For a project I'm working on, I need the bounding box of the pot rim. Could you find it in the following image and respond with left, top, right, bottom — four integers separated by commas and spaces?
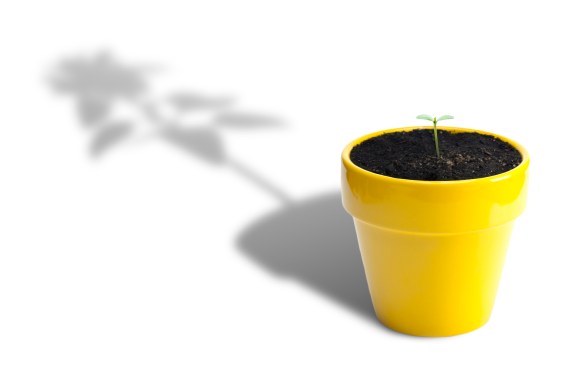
342, 126, 530, 185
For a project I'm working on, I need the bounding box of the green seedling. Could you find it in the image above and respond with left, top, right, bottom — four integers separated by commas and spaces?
416, 114, 454, 158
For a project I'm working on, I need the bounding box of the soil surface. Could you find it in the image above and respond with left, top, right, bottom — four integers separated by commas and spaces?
350, 129, 523, 181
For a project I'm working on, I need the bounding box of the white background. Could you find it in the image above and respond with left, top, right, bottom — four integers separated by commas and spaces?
1, 1, 584, 373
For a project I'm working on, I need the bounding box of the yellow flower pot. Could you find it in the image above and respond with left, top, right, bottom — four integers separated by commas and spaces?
341, 126, 529, 336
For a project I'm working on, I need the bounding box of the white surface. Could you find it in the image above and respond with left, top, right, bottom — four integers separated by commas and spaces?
1, 1, 584, 373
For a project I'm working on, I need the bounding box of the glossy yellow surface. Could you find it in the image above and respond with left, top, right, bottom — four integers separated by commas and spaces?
341, 127, 529, 336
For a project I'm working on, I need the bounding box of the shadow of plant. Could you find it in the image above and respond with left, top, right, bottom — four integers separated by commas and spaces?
50, 51, 376, 328
50, 51, 290, 204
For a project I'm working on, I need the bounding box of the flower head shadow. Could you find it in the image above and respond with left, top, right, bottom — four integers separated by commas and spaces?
51, 51, 290, 204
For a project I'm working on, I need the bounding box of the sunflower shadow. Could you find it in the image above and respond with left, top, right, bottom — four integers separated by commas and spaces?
237, 191, 379, 326
51, 51, 379, 328
50, 51, 283, 163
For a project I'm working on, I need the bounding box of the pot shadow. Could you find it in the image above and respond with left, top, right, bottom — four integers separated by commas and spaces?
237, 191, 380, 327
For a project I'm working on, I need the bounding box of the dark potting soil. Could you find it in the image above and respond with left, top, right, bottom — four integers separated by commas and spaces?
350, 129, 523, 181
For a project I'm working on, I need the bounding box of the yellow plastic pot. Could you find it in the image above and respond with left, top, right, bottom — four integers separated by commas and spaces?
341, 126, 529, 337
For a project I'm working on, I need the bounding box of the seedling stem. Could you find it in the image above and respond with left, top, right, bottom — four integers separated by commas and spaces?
416, 114, 454, 158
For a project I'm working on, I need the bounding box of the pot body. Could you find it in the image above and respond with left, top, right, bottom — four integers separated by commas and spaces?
341, 127, 529, 336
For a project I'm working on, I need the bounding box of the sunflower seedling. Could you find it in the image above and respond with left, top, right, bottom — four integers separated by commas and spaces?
416, 114, 454, 158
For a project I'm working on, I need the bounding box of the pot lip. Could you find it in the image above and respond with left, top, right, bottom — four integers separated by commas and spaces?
342, 126, 530, 185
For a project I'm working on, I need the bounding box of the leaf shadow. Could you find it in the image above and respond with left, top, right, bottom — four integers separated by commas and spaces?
90, 121, 133, 157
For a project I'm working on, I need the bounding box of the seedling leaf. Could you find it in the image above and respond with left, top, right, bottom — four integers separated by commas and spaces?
416, 114, 433, 121
437, 115, 454, 122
